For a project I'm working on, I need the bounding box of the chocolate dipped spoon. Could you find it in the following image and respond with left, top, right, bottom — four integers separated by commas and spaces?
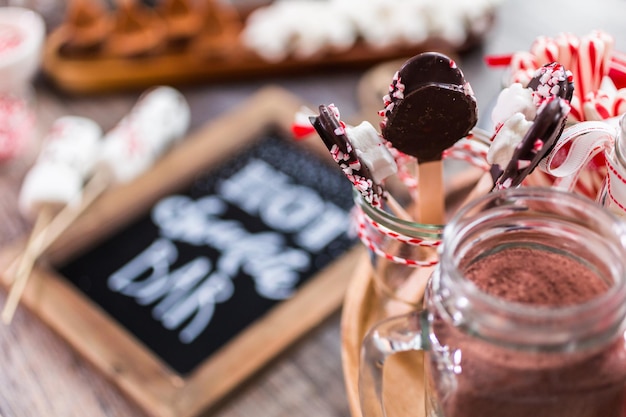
492, 62, 574, 188
381, 52, 478, 224
462, 61, 574, 208
495, 97, 570, 189
310, 104, 404, 215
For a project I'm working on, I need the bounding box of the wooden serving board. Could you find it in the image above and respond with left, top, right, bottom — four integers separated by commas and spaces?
0, 86, 364, 417
41, 24, 471, 94
341, 254, 426, 417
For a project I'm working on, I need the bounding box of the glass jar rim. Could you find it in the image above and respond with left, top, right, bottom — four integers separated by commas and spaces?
438, 187, 626, 349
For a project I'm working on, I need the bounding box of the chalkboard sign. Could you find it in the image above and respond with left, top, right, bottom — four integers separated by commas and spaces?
59, 132, 355, 375
1, 88, 364, 417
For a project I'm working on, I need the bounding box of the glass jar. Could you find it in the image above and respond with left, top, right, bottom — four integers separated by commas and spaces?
353, 129, 491, 317
360, 187, 626, 417
598, 114, 626, 217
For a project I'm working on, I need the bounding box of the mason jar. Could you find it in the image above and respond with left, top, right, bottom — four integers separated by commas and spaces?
360, 187, 626, 417
352, 129, 491, 317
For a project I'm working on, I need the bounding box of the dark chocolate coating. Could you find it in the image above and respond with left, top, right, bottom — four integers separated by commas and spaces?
383, 83, 477, 162
493, 62, 573, 188
496, 97, 569, 189
381, 52, 478, 162
396, 52, 467, 93
311, 105, 356, 162
310, 105, 384, 203
527, 62, 574, 102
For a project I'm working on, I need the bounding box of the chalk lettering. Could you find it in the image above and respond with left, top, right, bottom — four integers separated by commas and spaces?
106, 157, 349, 344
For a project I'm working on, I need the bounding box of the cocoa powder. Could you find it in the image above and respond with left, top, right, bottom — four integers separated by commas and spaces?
427, 246, 626, 417
465, 246, 609, 306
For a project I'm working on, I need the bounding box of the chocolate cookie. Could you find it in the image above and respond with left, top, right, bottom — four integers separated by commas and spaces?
380, 52, 478, 162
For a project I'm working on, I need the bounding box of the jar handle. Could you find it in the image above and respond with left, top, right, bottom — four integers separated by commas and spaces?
359, 310, 430, 417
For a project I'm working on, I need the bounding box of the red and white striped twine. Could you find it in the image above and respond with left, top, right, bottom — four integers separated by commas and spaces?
354, 135, 490, 267
353, 207, 440, 267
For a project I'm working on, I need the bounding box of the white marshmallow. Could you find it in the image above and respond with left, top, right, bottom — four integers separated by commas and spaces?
19, 162, 84, 217
487, 113, 533, 168
491, 83, 536, 126
99, 86, 190, 183
241, 0, 501, 61
346, 121, 397, 183
36, 116, 103, 177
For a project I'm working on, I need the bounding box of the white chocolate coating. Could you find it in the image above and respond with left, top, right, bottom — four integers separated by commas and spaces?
18, 115, 103, 217
99, 86, 191, 183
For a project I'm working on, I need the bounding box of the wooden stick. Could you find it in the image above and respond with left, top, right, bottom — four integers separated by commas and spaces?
458, 171, 495, 210
2, 169, 112, 304
2, 206, 55, 323
385, 194, 413, 222
416, 160, 444, 224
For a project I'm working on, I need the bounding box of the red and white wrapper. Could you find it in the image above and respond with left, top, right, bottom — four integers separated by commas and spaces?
99, 86, 190, 183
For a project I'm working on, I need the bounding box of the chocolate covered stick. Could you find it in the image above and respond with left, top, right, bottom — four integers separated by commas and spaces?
491, 62, 574, 189
495, 98, 570, 190
461, 62, 575, 207
310, 104, 412, 220
381, 52, 478, 224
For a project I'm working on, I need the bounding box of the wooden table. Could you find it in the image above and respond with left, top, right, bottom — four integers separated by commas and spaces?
1, 1, 626, 416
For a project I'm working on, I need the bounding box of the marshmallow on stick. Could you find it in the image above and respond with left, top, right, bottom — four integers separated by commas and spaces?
380, 52, 478, 224
2, 86, 191, 324
45, 85, 191, 250
3, 115, 103, 323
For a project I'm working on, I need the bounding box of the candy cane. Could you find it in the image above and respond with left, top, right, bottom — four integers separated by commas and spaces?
575, 31, 614, 105
554, 32, 579, 71
539, 121, 616, 191
530, 35, 560, 66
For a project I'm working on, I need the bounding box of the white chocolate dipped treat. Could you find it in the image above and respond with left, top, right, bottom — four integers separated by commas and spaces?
18, 116, 103, 218
19, 163, 84, 217
99, 86, 190, 183
35, 116, 103, 177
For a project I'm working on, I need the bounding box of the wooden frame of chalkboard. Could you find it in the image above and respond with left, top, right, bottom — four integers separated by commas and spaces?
0, 87, 363, 417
